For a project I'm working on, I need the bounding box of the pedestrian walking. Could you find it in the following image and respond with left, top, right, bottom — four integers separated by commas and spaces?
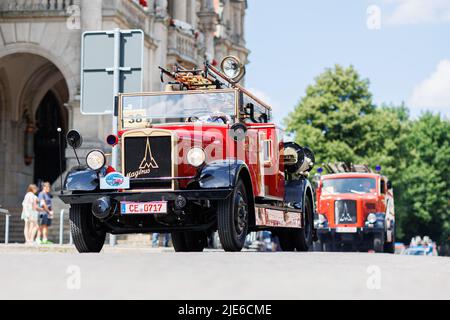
36, 182, 54, 244
21, 184, 43, 244
152, 233, 171, 247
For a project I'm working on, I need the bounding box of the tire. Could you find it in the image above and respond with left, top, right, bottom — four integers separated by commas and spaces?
171, 231, 206, 252
322, 241, 334, 252
384, 231, 395, 254
70, 204, 106, 253
291, 195, 314, 251
373, 235, 384, 253
217, 179, 250, 252
277, 230, 295, 251
312, 240, 323, 252
171, 232, 187, 252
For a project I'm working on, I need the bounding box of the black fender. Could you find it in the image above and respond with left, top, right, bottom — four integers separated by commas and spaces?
284, 178, 315, 223
64, 165, 104, 191
373, 213, 387, 229
198, 160, 250, 189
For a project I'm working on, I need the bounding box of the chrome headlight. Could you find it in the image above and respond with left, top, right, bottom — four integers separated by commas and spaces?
187, 147, 206, 167
367, 213, 377, 224
86, 150, 106, 171
318, 214, 327, 224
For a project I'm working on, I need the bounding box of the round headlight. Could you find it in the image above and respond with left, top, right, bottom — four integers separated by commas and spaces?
221, 56, 245, 83
318, 214, 327, 224
86, 150, 106, 170
187, 148, 206, 167
367, 213, 377, 224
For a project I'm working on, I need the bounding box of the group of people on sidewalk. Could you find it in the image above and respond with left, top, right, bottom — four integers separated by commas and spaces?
21, 182, 54, 245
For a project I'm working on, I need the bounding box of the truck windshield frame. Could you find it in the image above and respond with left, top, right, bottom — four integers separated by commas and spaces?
322, 178, 377, 195
119, 89, 238, 130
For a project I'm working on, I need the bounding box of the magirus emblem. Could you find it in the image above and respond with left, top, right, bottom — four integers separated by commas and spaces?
339, 203, 353, 223
139, 137, 159, 170
127, 138, 159, 178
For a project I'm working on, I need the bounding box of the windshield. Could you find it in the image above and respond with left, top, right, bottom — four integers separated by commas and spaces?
405, 248, 427, 256
120, 91, 236, 129
322, 178, 376, 195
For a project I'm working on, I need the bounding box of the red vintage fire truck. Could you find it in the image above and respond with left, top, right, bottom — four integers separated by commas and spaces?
314, 163, 395, 253
59, 57, 316, 253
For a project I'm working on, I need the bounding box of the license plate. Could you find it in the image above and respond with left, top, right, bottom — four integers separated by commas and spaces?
336, 227, 357, 233
121, 201, 167, 214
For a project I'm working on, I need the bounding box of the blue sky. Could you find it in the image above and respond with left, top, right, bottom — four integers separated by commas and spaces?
245, 0, 450, 124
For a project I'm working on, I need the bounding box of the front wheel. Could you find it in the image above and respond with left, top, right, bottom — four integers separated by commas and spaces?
171, 231, 207, 252
217, 179, 250, 252
70, 204, 106, 253
373, 234, 384, 253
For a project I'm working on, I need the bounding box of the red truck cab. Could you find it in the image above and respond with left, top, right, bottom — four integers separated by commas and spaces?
315, 170, 395, 253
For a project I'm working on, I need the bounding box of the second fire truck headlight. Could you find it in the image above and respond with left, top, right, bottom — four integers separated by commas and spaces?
318, 214, 327, 224
86, 150, 106, 171
187, 147, 206, 167
367, 213, 377, 224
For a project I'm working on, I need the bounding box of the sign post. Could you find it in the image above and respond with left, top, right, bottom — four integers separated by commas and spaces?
81, 28, 144, 246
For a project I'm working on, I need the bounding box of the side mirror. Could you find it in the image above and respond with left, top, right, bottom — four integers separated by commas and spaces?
387, 181, 392, 190
66, 130, 83, 149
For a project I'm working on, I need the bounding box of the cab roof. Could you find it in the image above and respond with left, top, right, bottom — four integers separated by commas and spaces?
321, 172, 384, 180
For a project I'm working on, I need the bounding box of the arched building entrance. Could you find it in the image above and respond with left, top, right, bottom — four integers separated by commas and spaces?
34, 91, 68, 185
0, 53, 69, 207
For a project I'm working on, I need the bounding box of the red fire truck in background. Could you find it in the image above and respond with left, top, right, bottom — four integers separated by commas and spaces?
314, 163, 395, 253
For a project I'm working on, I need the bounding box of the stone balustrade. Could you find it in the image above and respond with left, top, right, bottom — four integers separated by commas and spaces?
167, 27, 199, 65
102, 0, 154, 36
0, 0, 79, 14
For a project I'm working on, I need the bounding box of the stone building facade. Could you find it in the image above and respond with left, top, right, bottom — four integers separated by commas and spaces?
0, 0, 249, 220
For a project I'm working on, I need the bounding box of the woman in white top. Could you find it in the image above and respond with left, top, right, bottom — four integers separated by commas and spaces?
21, 184, 43, 244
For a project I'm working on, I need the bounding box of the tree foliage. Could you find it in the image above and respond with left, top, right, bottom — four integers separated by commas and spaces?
285, 64, 450, 246
399, 113, 450, 243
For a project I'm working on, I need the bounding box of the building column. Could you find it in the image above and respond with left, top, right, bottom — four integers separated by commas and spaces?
173, 0, 187, 22
198, 0, 218, 61
81, 0, 102, 31
153, 0, 169, 89
187, 0, 197, 28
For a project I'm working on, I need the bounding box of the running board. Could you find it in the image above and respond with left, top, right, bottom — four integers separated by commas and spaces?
255, 204, 303, 229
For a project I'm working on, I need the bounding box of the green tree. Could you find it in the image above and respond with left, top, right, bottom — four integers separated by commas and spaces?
285, 64, 407, 168
399, 113, 450, 244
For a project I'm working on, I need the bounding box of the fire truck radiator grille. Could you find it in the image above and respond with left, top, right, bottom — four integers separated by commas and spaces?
334, 200, 357, 224
123, 136, 172, 190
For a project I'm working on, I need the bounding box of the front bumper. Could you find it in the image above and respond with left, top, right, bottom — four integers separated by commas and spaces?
317, 226, 384, 243
58, 188, 234, 205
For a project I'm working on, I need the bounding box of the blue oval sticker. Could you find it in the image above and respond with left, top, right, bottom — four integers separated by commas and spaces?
105, 173, 125, 187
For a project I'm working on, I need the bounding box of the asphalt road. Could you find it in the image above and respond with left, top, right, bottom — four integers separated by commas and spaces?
0, 247, 448, 300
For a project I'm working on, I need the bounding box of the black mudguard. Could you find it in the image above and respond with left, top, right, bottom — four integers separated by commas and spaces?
198, 160, 249, 189
284, 178, 315, 214
64, 165, 102, 191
